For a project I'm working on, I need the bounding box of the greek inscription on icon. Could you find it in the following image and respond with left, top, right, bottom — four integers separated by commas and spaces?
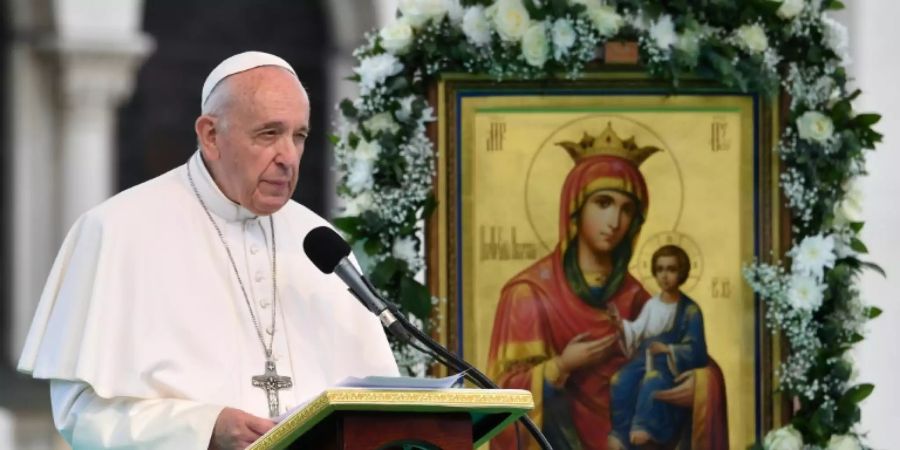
711, 276, 732, 299
711, 117, 730, 152
487, 121, 506, 152
480, 226, 538, 261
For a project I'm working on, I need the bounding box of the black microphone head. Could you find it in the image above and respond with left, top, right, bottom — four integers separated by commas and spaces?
303, 226, 352, 274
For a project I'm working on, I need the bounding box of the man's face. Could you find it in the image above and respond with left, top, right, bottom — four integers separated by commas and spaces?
577, 189, 636, 254
206, 67, 310, 215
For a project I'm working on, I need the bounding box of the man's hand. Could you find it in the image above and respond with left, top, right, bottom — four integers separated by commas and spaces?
557, 332, 618, 375
209, 407, 276, 450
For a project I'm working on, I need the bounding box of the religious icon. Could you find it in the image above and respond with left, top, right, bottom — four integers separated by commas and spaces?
429, 79, 781, 449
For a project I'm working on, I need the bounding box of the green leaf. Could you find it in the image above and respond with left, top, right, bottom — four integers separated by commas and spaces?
363, 238, 385, 256
339, 99, 358, 119
860, 260, 887, 277
852, 113, 881, 127
850, 238, 869, 254
850, 221, 864, 233
327, 134, 340, 145
420, 195, 438, 220
827, 0, 846, 10
333, 216, 361, 235
399, 276, 433, 321
866, 306, 883, 319
369, 258, 400, 287
842, 383, 875, 404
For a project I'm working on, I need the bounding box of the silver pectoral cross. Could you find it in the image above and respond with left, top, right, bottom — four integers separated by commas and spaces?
252, 359, 293, 418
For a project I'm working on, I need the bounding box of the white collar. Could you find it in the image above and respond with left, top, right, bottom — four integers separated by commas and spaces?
188, 150, 259, 223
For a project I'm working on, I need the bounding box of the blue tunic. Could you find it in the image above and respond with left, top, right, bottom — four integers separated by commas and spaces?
608, 294, 708, 448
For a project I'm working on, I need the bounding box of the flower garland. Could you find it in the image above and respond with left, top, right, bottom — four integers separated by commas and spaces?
331, 1, 882, 448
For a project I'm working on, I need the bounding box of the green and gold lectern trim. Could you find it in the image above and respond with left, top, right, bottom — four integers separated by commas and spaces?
248, 388, 534, 450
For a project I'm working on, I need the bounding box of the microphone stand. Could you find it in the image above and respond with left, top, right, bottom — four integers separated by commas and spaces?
354, 279, 555, 450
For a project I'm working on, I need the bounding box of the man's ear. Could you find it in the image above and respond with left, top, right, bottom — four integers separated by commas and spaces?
195, 115, 220, 161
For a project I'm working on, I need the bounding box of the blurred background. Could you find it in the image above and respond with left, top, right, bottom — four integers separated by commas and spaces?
0, 1, 896, 448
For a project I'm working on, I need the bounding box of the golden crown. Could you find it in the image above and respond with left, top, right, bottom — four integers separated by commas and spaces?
555, 122, 661, 166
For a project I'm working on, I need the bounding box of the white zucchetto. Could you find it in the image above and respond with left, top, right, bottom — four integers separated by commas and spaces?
200, 51, 296, 108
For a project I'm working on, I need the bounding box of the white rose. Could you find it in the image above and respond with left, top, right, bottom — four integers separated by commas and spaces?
521, 22, 549, 67
827, 435, 861, 450
364, 112, 400, 135
354, 138, 382, 162
776, 0, 805, 19
834, 178, 864, 225
736, 23, 769, 54
796, 111, 834, 143
462, 6, 492, 46
587, 5, 623, 37
493, 0, 531, 42
551, 18, 576, 58
398, 0, 448, 28
649, 15, 677, 50
764, 425, 803, 450
379, 18, 414, 54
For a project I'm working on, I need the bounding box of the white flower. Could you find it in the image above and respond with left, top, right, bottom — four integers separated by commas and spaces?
445, 0, 465, 24
355, 54, 403, 94
736, 23, 769, 54
379, 18, 414, 54
764, 425, 803, 450
792, 233, 837, 280
392, 236, 419, 267
649, 15, 677, 50
834, 178, 864, 224
586, 5, 623, 37
796, 111, 834, 143
354, 138, 382, 162
776, 0, 805, 19
364, 112, 400, 135
521, 22, 549, 67
398, 0, 448, 28
827, 435, 861, 450
822, 15, 851, 64
551, 18, 576, 58
346, 158, 375, 193
785, 274, 825, 311
462, 6, 492, 46
493, 0, 531, 42
339, 191, 374, 217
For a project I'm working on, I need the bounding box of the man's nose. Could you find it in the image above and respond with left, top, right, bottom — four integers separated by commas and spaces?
275, 136, 302, 168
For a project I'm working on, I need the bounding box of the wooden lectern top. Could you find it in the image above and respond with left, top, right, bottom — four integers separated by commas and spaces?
248, 388, 534, 450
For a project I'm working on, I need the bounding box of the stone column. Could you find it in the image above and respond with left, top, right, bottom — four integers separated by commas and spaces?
48, 35, 153, 229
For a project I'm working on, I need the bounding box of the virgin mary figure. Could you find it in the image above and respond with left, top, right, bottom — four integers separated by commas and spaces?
486, 123, 728, 450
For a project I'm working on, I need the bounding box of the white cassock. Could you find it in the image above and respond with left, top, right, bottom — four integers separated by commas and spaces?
17, 151, 399, 449
619, 295, 678, 357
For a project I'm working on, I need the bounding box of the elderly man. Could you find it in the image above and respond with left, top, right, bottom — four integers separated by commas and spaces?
17, 52, 399, 449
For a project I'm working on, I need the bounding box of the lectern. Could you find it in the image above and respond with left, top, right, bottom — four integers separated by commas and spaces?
247, 388, 534, 450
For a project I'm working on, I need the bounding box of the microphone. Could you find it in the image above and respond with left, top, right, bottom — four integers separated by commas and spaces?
302, 226, 553, 450
303, 226, 410, 342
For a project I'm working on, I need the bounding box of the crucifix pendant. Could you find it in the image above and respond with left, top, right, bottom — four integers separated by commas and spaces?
252, 359, 293, 418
